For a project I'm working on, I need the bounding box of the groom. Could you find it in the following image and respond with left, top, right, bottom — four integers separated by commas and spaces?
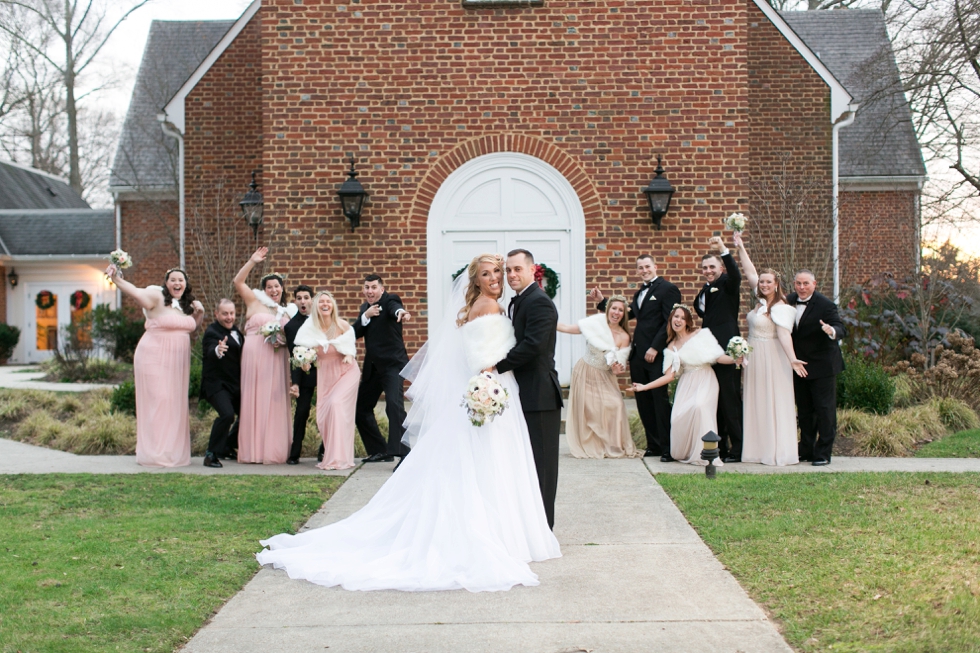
496, 249, 563, 529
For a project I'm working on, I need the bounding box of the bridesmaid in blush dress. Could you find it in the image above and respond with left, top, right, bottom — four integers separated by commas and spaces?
633, 305, 739, 466
733, 233, 807, 466
108, 265, 205, 467
294, 291, 360, 470
233, 247, 295, 464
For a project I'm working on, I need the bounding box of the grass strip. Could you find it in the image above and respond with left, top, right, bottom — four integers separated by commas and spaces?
0, 473, 342, 653
915, 429, 980, 458
657, 472, 980, 653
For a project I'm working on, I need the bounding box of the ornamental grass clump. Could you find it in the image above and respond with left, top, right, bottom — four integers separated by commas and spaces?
836, 397, 976, 456
889, 332, 980, 412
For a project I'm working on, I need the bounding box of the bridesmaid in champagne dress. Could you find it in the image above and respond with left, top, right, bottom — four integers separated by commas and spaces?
294, 291, 360, 470
557, 296, 638, 459
233, 247, 295, 464
734, 233, 807, 466
633, 305, 738, 466
108, 265, 205, 467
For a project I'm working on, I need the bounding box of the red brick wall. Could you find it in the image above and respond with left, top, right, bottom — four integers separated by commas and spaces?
118, 198, 180, 307
839, 188, 918, 289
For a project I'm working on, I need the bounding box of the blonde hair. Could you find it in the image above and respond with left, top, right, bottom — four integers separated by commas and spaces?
605, 295, 631, 339
310, 290, 345, 337
457, 253, 505, 326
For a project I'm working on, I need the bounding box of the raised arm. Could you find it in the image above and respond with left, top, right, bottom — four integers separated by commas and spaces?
556, 322, 581, 335
106, 267, 162, 311
233, 248, 267, 313
733, 232, 758, 292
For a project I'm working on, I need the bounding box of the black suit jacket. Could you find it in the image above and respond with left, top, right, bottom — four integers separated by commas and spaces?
787, 291, 846, 380
200, 321, 243, 400
598, 277, 681, 365
284, 312, 317, 388
694, 252, 742, 349
352, 291, 409, 369
496, 284, 563, 412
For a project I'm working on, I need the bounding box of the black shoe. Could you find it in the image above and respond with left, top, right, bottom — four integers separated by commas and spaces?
812, 459, 831, 466
393, 457, 404, 472
660, 454, 674, 463
219, 451, 236, 461
644, 449, 658, 458
203, 453, 222, 468
363, 453, 395, 463
317, 447, 324, 463
723, 456, 741, 464
286, 458, 300, 465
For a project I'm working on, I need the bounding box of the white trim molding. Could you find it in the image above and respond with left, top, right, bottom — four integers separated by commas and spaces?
840, 176, 926, 192
751, 0, 855, 123
160, 0, 261, 134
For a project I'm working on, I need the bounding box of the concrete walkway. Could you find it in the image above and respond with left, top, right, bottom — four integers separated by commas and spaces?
182, 449, 793, 653
0, 365, 115, 392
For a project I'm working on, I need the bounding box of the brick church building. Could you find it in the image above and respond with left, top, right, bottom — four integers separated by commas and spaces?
110, 0, 924, 382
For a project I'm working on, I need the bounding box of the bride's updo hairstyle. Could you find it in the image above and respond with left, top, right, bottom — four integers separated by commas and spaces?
456, 253, 505, 327
666, 304, 695, 343
310, 290, 345, 337
605, 295, 631, 338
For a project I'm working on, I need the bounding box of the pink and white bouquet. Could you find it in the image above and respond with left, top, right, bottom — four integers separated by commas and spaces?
291, 345, 318, 371
724, 212, 747, 233
726, 336, 752, 369
105, 249, 133, 277
461, 372, 510, 427
259, 322, 283, 349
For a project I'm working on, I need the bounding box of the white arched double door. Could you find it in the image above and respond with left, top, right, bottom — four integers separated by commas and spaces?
427, 152, 586, 384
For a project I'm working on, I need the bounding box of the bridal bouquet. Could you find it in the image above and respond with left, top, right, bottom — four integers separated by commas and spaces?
291, 346, 318, 371
108, 249, 133, 269
461, 372, 510, 427
724, 212, 747, 233
726, 336, 752, 369
259, 322, 283, 349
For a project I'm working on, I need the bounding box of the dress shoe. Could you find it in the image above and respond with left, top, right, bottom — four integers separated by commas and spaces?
722, 456, 741, 464
644, 449, 660, 458
317, 449, 324, 463
363, 453, 395, 463
812, 459, 831, 466
219, 451, 236, 460
286, 458, 300, 465
203, 453, 222, 468
660, 454, 674, 463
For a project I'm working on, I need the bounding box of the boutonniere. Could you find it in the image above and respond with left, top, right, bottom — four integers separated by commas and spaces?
710, 287, 720, 293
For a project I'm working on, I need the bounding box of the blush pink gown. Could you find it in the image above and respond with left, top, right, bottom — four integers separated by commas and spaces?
133, 311, 198, 467
238, 312, 291, 464
315, 344, 361, 470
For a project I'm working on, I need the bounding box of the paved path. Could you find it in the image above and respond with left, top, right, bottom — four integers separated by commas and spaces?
183, 450, 793, 653
0, 365, 114, 392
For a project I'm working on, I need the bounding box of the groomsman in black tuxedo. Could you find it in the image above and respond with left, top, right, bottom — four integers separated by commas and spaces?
284, 285, 319, 465
787, 270, 846, 466
354, 274, 411, 465
200, 299, 244, 468
694, 236, 743, 462
592, 254, 681, 461
497, 249, 564, 529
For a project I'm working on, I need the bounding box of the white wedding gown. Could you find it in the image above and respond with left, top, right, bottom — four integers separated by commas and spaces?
256, 308, 561, 592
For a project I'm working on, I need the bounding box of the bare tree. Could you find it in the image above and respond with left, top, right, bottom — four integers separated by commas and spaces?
0, 0, 151, 193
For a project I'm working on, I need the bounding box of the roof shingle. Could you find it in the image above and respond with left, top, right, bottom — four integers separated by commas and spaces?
0, 161, 90, 210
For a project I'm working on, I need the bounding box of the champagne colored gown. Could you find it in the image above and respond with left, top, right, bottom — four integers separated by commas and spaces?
741, 302, 800, 466
133, 308, 197, 467
665, 329, 727, 466
238, 311, 292, 464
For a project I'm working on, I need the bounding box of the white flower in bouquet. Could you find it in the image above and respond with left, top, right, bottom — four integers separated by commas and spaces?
291, 346, 318, 371
259, 322, 283, 348
461, 372, 510, 427
726, 336, 752, 369
108, 249, 133, 269
723, 212, 747, 233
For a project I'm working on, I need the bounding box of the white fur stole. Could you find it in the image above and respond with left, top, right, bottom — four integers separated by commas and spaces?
253, 288, 298, 321
663, 329, 725, 374
770, 303, 797, 331
461, 314, 517, 374
578, 313, 630, 367
294, 319, 356, 357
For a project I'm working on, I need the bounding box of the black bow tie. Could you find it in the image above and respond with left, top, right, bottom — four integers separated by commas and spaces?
641, 281, 653, 290
796, 299, 810, 305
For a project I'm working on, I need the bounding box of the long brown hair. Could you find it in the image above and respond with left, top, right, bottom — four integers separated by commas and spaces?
310, 290, 345, 337
756, 268, 787, 319
605, 295, 631, 339
161, 268, 196, 315
456, 253, 505, 326
666, 305, 695, 343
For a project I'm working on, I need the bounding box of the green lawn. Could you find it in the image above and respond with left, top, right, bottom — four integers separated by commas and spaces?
658, 473, 980, 653
0, 474, 343, 653
916, 429, 980, 458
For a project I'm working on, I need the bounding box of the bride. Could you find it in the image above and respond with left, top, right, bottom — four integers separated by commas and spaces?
256, 253, 561, 592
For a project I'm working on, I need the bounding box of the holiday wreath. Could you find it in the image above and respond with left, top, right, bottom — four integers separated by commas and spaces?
71, 290, 91, 311
35, 290, 56, 311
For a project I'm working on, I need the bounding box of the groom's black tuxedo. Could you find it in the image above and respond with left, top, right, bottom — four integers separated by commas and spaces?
497, 282, 563, 529
598, 277, 681, 456
353, 291, 411, 457
787, 291, 846, 463
694, 252, 743, 460
284, 311, 318, 461
200, 320, 243, 457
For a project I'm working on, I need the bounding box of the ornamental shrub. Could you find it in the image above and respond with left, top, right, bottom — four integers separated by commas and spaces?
0, 323, 21, 361
91, 304, 144, 363
110, 381, 136, 416
837, 356, 895, 415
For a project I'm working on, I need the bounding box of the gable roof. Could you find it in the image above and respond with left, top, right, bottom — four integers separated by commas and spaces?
781, 9, 926, 180
0, 209, 115, 258
109, 19, 235, 192
0, 161, 89, 210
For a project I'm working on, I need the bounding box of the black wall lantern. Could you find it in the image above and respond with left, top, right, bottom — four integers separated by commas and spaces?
239, 171, 264, 237
641, 155, 676, 230
7, 268, 17, 288
337, 156, 368, 232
